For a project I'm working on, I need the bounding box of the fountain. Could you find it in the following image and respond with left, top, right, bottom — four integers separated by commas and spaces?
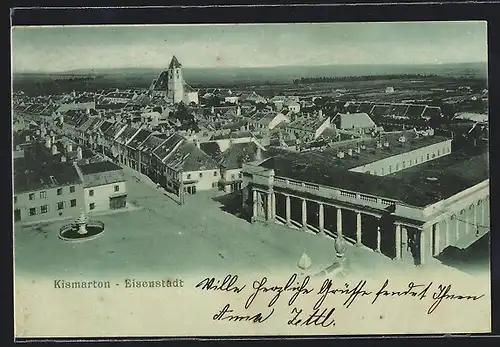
59, 209, 105, 242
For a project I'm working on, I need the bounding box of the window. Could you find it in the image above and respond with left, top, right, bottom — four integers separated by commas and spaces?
212, 182, 218, 188
389, 165, 392, 173
29, 193, 35, 201
438, 150, 440, 156
69, 186, 75, 193
381, 168, 384, 175
114, 185, 119, 192
187, 174, 191, 179
427, 153, 430, 160
70, 199, 77, 207
238, 173, 242, 178
89, 203, 95, 210
57, 202, 64, 210
402, 161, 406, 169
214, 171, 218, 177
57, 188, 63, 195
89, 190, 94, 197
40, 205, 48, 214
14, 196, 17, 204
199, 172, 203, 178
410, 160, 413, 166
396, 164, 399, 170
29, 207, 36, 216
421, 156, 424, 162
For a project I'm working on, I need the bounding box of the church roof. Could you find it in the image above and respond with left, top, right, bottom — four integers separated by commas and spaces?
169, 56, 182, 69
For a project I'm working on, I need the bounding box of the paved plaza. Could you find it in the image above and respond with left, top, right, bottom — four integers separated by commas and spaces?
14, 168, 488, 279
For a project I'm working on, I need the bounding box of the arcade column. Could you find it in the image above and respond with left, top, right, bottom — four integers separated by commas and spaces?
285, 195, 291, 226
301, 199, 307, 229
318, 203, 325, 234
356, 211, 362, 246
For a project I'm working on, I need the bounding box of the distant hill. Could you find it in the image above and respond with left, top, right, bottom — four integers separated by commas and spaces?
13, 62, 487, 87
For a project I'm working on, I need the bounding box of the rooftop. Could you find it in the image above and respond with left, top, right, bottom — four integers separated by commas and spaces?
127, 129, 153, 150
14, 161, 82, 194
164, 142, 219, 172
287, 116, 328, 132
258, 145, 487, 208
78, 162, 126, 188
78, 160, 122, 175
217, 142, 260, 170
210, 131, 253, 141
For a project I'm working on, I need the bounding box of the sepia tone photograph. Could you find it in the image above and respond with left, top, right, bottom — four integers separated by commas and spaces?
12, 20, 491, 338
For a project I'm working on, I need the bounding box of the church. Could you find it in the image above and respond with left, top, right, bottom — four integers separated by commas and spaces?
150, 56, 199, 105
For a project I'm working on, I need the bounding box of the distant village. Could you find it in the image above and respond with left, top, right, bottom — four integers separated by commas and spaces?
12, 55, 489, 267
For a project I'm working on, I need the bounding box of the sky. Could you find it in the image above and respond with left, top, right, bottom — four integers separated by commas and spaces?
11, 22, 488, 73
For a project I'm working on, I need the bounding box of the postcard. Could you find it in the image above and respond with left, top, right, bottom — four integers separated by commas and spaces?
12, 21, 490, 338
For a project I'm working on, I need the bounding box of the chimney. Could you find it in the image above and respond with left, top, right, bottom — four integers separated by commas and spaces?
45, 136, 51, 149
347, 148, 353, 156
51, 144, 58, 155
26, 135, 31, 143
52, 135, 56, 145
66, 142, 73, 153
61, 155, 66, 163
77, 146, 83, 160
319, 109, 323, 118
59, 113, 64, 124
384, 140, 390, 147
255, 145, 262, 161
337, 150, 345, 158
36, 129, 41, 136
355, 146, 361, 154
237, 106, 241, 116
376, 141, 382, 149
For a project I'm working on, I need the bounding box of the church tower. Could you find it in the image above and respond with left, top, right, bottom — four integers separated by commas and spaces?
166, 56, 185, 104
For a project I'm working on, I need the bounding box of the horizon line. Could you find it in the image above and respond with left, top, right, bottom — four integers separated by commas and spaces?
13, 60, 488, 74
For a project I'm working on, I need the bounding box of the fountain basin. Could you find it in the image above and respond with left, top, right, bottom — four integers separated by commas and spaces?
59, 220, 105, 242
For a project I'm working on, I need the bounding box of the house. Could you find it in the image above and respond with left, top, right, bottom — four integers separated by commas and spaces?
136, 134, 168, 180
113, 125, 140, 166
202, 141, 265, 193
126, 128, 153, 172
152, 133, 220, 195
102, 91, 137, 104
75, 161, 127, 213
208, 131, 256, 152
240, 91, 267, 104
13, 160, 84, 223
284, 100, 301, 113
332, 112, 377, 133
247, 111, 290, 131
285, 114, 331, 141
56, 102, 96, 114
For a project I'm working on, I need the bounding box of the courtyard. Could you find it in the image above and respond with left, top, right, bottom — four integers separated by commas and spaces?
14, 168, 488, 280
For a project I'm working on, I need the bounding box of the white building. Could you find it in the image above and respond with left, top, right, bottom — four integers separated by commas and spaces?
151, 56, 199, 105
75, 161, 127, 213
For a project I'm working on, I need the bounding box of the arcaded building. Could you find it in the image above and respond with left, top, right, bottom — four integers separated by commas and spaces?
241, 129, 489, 266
